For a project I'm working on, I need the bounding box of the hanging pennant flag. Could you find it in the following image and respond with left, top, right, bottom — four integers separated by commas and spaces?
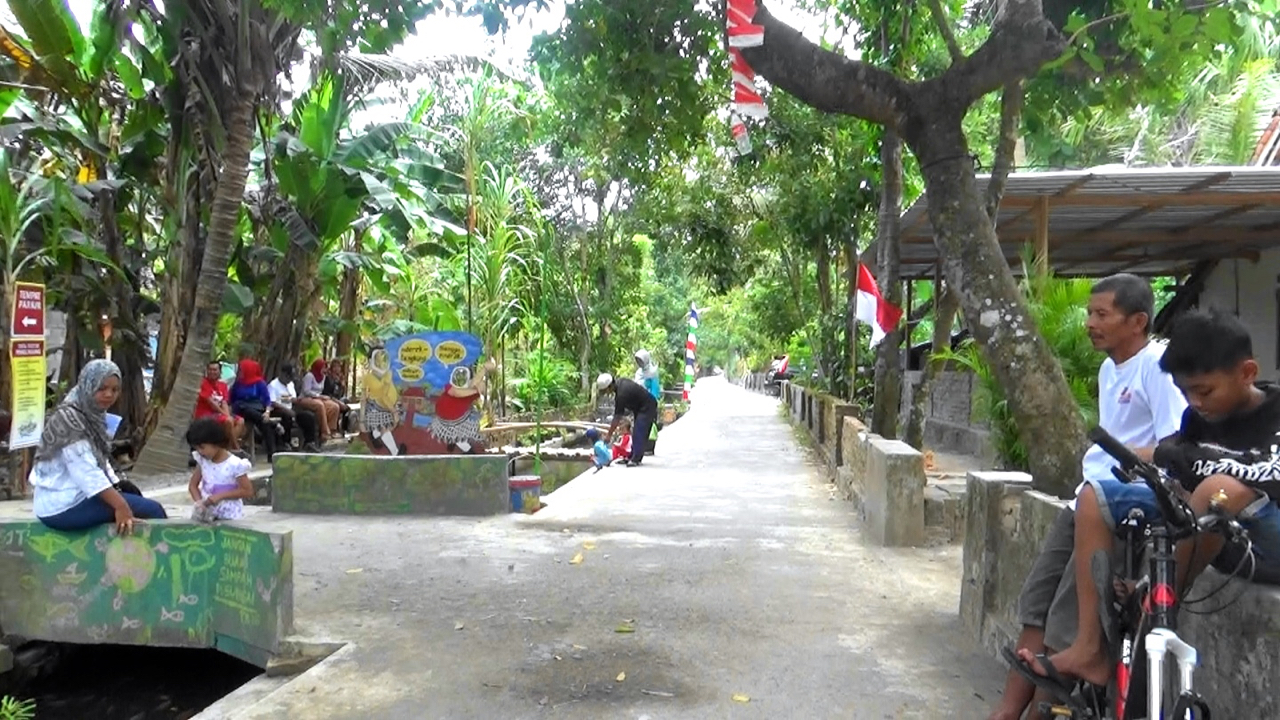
726, 0, 764, 47
729, 49, 768, 120
855, 264, 904, 347
684, 305, 699, 401
731, 113, 753, 156
725, 0, 767, 150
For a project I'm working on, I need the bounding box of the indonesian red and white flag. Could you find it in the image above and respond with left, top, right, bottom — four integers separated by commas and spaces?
856, 264, 903, 347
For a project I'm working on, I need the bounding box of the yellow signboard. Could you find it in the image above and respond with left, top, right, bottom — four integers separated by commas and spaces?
8, 339, 46, 449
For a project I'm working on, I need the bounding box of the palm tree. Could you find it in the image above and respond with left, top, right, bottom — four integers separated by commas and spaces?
133, 0, 300, 473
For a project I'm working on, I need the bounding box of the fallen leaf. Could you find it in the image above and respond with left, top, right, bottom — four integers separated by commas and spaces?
345, 568, 363, 574
616, 672, 626, 682
641, 689, 675, 698
454, 622, 465, 630
572, 644, 587, 650
732, 694, 751, 703
583, 541, 597, 550
615, 624, 635, 634
570, 552, 584, 565
554, 655, 562, 661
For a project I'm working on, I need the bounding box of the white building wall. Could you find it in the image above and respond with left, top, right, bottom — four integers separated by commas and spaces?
1201, 250, 1280, 379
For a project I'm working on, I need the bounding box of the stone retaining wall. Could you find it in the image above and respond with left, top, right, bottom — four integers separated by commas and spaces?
0, 521, 293, 668
776, 381, 926, 547
961, 471, 1280, 718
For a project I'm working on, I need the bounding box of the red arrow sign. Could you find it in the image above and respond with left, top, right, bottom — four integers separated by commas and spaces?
11, 282, 45, 338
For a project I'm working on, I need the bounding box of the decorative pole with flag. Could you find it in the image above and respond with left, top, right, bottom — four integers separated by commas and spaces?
684, 304, 699, 401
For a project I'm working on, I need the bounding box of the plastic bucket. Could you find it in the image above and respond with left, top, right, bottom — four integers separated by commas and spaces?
509, 475, 543, 514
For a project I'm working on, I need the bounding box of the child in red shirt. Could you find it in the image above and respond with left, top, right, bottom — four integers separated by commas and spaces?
611, 418, 633, 462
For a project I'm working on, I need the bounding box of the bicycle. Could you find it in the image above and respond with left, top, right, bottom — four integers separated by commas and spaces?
1015, 425, 1254, 720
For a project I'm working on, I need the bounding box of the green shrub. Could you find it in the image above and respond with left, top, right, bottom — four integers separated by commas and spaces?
0, 697, 36, 720
936, 265, 1102, 471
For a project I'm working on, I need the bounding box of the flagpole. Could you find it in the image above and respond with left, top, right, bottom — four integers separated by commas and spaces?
850, 263, 860, 401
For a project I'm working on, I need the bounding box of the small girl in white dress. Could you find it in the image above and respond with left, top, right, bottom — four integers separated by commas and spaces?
186, 417, 254, 523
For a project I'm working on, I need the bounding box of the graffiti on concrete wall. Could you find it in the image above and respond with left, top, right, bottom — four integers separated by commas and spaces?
271, 452, 509, 516
0, 522, 291, 663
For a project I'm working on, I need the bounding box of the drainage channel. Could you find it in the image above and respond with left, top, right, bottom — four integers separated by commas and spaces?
2, 642, 260, 719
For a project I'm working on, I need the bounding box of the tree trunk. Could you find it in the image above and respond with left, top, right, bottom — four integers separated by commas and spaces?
134, 94, 256, 474
903, 111, 1083, 497
842, 238, 858, 401
145, 175, 205, 443
904, 285, 959, 449
97, 188, 148, 439
334, 235, 362, 362
870, 130, 904, 438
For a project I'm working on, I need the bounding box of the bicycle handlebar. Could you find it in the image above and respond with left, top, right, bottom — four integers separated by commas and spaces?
1087, 426, 1146, 471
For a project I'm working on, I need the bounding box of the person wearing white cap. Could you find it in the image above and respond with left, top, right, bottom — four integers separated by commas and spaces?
597, 372, 659, 466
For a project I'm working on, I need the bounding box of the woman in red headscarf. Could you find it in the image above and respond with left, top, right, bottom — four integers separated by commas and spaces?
297, 358, 341, 442
229, 359, 277, 460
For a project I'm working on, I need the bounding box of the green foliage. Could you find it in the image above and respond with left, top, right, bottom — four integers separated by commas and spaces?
0, 696, 36, 720
936, 265, 1102, 470
507, 348, 579, 412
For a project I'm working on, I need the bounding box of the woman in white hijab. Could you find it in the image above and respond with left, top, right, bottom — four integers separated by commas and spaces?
30, 360, 168, 534
633, 349, 661, 400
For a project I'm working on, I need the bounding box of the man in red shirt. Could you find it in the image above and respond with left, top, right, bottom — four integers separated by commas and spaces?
196, 361, 245, 451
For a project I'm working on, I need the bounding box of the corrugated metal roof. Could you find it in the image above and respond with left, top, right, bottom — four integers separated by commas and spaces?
878, 166, 1280, 279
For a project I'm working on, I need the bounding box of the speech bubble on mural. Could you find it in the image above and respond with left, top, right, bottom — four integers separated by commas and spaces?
435, 340, 467, 365
398, 365, 424, 382
398, 339, 433, 366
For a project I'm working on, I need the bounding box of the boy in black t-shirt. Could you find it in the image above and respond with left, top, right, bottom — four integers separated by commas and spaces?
1018, 308, 1280, 689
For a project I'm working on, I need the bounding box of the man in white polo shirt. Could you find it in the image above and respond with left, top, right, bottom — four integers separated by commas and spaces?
989, 274, 1187, 720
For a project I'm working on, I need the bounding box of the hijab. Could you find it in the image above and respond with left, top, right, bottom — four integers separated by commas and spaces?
310, 359, 327, 383
237, 359, 265, 386
35, 359, 119, 469
633, 349, 658, 380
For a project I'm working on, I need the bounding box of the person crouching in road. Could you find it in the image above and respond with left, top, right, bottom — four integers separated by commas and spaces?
596, 372, 658, 467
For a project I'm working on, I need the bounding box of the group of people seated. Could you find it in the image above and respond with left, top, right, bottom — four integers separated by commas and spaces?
196, 358, 355, 460
27, 355, 357, 535
991, 274, 1280, 719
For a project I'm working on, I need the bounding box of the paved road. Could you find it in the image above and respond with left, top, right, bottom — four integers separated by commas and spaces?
233, 377, 1004, 719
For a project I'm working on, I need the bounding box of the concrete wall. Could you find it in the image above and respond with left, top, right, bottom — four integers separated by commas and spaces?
0, 521, 293, 668
271, 452, 510, 516
1202, 251, 1280, 379
961, 472, 1280, 718
900, 369, 996, 463
777, 382, 926, 547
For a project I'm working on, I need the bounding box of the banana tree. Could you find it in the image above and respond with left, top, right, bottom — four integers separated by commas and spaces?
133, 0, 302, 474
235, 68, 458, 376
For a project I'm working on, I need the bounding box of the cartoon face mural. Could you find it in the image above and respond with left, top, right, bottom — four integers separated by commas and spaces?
359, 332, 490, 456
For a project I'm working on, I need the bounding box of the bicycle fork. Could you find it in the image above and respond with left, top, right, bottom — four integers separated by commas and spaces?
1144, 628, 1209, 719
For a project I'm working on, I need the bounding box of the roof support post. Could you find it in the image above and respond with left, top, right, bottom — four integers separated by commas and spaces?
1034, 195, 1050, 278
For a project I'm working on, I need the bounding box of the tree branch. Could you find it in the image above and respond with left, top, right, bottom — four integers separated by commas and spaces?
925, 0, 964, 64
742, 3, 913, 129
918, 5, 1065, 112
985, 80, 1023, 222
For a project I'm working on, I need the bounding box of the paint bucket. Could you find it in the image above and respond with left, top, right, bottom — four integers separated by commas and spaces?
509, 476, 542, 514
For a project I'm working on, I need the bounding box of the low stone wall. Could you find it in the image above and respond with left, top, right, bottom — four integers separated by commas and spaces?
271, 452, 510, 516
961, 472, 1280, 718
777, 382, 859, 471
0, 521, 293, 668
836, 417, 926, 547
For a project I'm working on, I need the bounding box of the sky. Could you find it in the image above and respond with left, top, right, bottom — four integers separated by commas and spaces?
61, 0, 826, 70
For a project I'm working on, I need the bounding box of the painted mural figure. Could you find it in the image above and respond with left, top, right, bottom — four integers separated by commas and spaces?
361, 349, 401, 455
429, 360, 495, 453
357, 332, 489, 456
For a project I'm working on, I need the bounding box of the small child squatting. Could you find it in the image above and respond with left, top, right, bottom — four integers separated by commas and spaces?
186, 417, 254, 523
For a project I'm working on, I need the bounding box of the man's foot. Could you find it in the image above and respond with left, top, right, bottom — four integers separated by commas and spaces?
1016, 644, 1111, 686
